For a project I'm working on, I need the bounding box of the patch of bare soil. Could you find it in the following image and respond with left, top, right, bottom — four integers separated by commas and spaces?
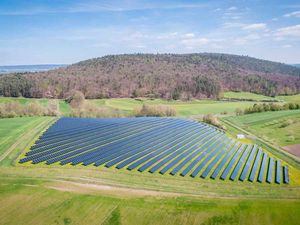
47, 180, 180, 197
283, 144, 300, 158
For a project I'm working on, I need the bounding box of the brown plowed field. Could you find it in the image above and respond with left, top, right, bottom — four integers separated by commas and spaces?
283, 144, 300, 158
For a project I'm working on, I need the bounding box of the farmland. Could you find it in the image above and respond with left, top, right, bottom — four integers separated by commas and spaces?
223, 110, 300, 147
1, 95, 300, 225
1, 115, 300, 225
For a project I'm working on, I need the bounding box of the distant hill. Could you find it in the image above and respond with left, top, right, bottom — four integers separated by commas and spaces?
0, 64, 67, 74
1, 53, 300, 99
293, 64, 300, 68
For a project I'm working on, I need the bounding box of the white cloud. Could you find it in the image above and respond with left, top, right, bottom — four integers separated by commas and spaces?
227, 6, 237, 11
222, 22, 244, 28
282, 44, 292, 48
276, 24, 300, 38
242, 23, 267, 31
234, 34, 261, 45
182, 33, 195, 38
156, 32, 178, 40
181, 37, 210, 49
284, 11, 300, 18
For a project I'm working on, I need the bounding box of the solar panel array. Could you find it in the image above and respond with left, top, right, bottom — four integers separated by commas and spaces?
20, 117, 289, 184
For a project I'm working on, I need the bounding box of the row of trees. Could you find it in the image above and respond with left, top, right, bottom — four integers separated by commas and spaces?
242, 103, 300, 114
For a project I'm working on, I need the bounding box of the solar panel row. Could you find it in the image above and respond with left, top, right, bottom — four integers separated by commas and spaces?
19, 117, 289, 184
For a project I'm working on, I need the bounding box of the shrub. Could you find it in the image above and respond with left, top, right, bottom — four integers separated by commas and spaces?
133, 104, 176, 117
202, 114, 226, 130
279, 119, 293, 128
65, 90, 85, 108
0, 101, 56, 118
70, 101, 122, 118
235, 108, 243, 116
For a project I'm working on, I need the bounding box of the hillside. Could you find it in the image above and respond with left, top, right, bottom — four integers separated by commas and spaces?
1, 53, 300, 99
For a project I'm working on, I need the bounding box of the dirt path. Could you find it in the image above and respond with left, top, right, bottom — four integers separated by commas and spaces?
47, 180, 180, 197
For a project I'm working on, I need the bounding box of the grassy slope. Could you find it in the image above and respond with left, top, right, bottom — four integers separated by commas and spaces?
0, 117, 300, 224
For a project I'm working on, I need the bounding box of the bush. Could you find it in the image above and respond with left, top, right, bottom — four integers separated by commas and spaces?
70, 101, 122, 118
279, 119, 293, 128
133, 104, 176, 117
202, 114, 226, 130
0, 101, 56, 118
235, 108, 243, 116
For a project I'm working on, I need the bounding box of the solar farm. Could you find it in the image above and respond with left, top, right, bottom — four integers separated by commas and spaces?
20, 117, 289, 184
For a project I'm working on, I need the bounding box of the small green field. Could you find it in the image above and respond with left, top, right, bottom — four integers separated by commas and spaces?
0, 96, 49, 106
277, 94, 300, 104
223, 91, 277, 101
224, 110, 300, 147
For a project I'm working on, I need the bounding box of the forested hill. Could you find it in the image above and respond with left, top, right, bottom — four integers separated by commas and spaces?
1, 53, 300, 99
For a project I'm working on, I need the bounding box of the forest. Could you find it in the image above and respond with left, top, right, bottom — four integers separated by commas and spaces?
1, 53, 300, 100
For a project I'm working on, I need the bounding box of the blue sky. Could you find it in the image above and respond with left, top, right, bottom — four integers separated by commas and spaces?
1, 0, 300, 65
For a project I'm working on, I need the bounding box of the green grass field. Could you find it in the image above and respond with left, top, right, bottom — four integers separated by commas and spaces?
0, 96, 49, 106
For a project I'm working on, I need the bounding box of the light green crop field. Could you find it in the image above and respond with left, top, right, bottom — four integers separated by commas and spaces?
277, 94, 300, 104
1, 116, 300, 224
0, 96, 49, 106
224, 110, 300, 147
223, 91, 277, 101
